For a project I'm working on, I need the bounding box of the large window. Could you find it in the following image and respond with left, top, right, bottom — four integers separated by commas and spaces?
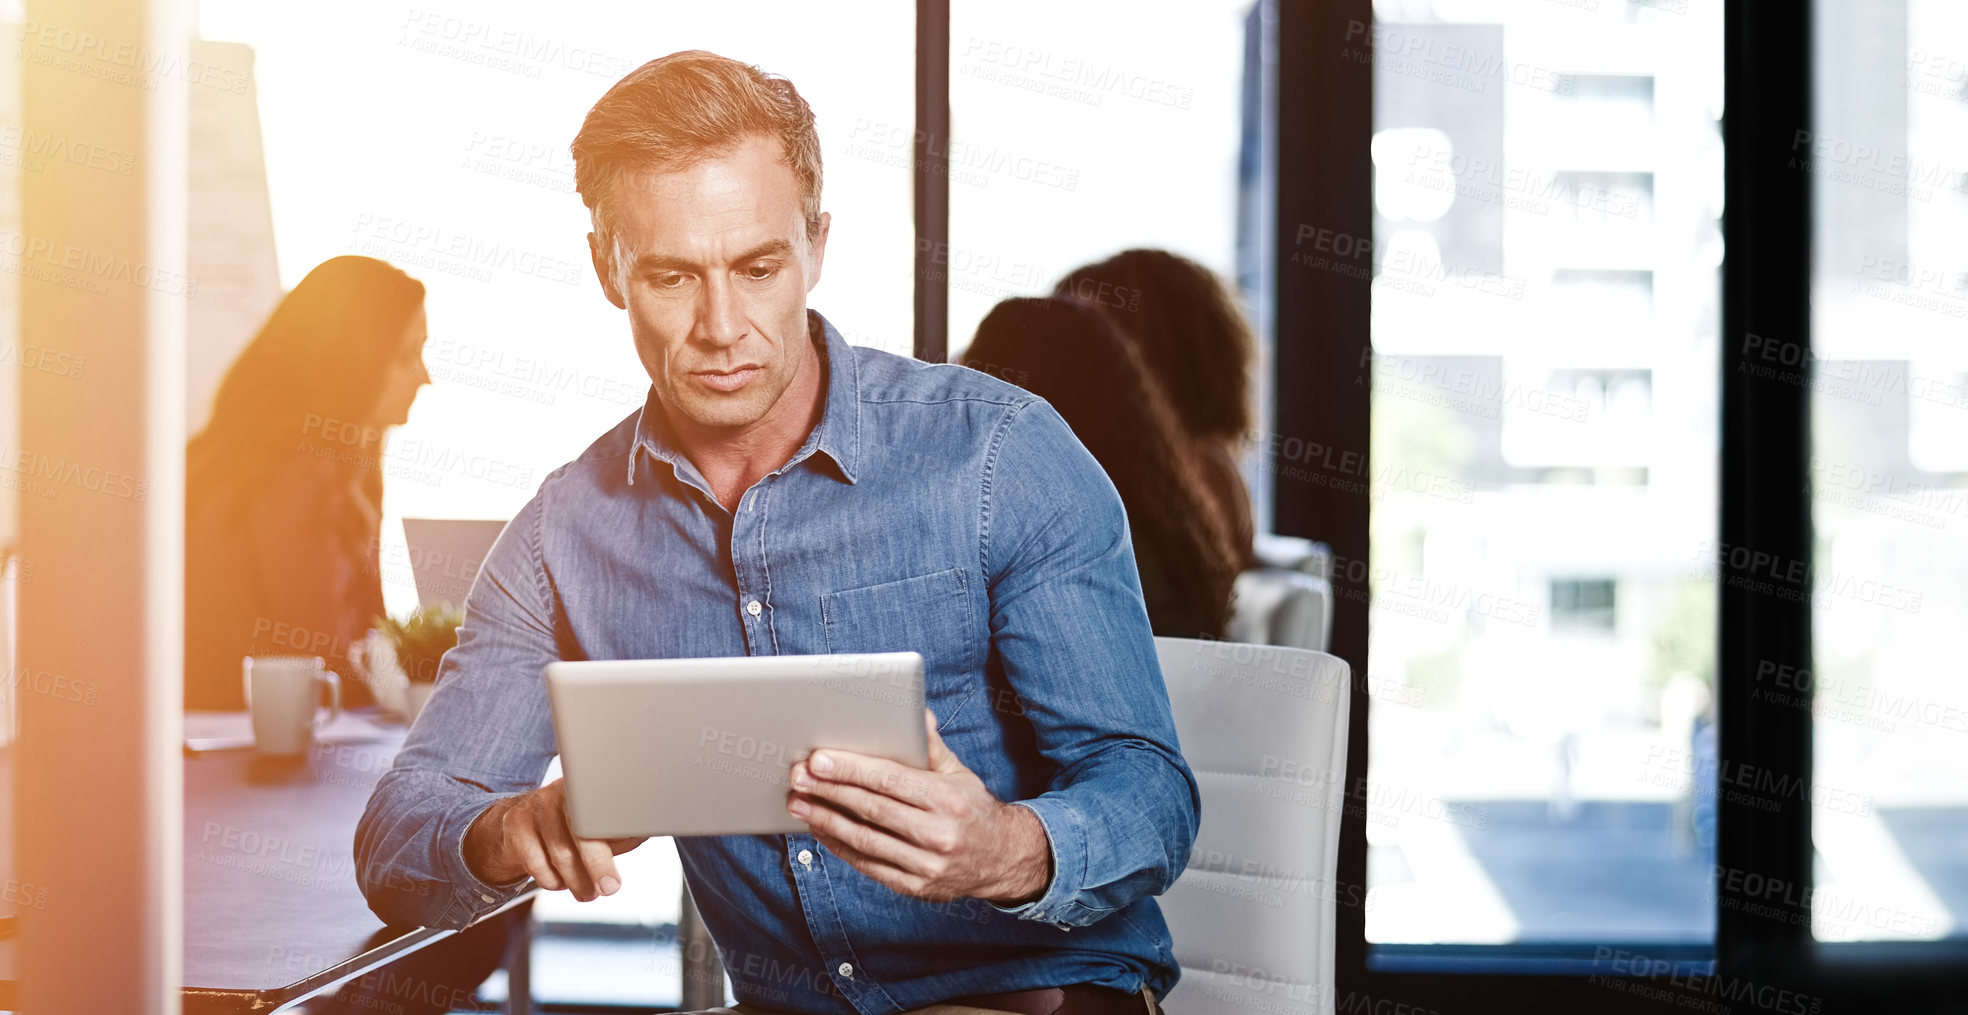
1364, 0, 1723, 948
945, 0, 1250, 355
1283, 0, 1968, 1009
1809, 0, 1968, 944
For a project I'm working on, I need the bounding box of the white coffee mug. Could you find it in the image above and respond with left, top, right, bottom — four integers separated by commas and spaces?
241, 655, 341, 755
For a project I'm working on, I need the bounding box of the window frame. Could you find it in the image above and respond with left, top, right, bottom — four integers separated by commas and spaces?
1251, 0, 1968, 1010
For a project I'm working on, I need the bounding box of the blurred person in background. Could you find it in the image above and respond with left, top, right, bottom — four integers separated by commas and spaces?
186, 254, 526, 1015
962, 296, 1239, 639
1057, 249, 1258, 568
185, 254, 429, 712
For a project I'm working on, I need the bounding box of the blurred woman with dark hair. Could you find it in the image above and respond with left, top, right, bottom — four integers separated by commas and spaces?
185, 255, 431, 710
188, 257, 524, 1015
962, 296, 1240, 639
1057, 248, 1257, 566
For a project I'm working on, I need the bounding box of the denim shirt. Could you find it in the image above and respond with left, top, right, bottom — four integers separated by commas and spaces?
354, 311, 1201, 1013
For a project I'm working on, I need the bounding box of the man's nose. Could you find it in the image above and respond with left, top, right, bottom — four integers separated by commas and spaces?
695, 275, 746, 347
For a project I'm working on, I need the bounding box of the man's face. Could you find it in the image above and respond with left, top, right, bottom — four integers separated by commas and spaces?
589, 135, 829, 433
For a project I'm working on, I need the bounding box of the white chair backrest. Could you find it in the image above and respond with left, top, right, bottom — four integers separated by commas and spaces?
1228, 566, 1334, 653
1153, 636, 1350, 1015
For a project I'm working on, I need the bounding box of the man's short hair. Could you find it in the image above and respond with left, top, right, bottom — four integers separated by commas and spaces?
571, 50, 823, 261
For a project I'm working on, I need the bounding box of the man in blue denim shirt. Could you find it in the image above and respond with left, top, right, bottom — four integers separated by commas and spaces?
355, 50, 1200, 1015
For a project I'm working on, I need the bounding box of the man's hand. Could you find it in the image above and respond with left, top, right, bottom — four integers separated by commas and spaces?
786, 711, 1053, 905
462, 777, 646, 902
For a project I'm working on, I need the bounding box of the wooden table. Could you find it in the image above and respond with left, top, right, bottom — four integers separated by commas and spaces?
1, 711, 536, 1014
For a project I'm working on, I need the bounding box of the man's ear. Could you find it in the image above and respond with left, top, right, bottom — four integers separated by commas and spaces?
589, 231, 627, 310
804, 210, 832, 294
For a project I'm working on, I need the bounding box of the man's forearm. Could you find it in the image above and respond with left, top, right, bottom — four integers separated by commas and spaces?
462, 796, 521, 887
981, 800, 1053, 906
355, 767, 526, 930
991, 743, 1200, 927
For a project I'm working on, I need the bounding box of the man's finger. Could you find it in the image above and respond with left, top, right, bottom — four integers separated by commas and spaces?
507, 812, 562, 891
541, 816, 598, 900
577, 836, 623, 896
807, 750, 934, 806
924, 710, 963, 774
792, 775, 944, 848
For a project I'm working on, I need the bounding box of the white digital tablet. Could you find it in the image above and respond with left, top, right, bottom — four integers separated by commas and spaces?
544, 652, 928, 838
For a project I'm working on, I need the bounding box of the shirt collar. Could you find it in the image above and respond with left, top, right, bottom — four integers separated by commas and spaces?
625, 309, 861, 488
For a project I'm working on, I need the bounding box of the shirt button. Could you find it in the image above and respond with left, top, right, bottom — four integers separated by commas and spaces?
837, 962, 854, 979
797, 849, 813, 868
746, 599, 762, 617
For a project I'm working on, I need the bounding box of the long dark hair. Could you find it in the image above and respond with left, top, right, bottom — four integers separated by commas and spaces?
185, 256, 424, 710
1056, 248, 1255, 442
190, 256, 425, 486
962, 297, 1238, 637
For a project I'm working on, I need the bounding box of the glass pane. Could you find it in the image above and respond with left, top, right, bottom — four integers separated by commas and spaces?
1365, 1, 1723, 946
1809, 0, 1967, 943
947, 0, 1252, 358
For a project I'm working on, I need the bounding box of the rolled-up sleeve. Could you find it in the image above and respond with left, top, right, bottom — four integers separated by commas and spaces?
353, 483, 566, 929
978, 400, 1202, 929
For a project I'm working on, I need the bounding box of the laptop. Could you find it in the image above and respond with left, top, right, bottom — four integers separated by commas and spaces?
401, 517, 508, 608
545, 652, 929, 838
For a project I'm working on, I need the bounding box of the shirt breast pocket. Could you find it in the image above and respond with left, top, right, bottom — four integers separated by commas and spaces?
820, 567, 979, 731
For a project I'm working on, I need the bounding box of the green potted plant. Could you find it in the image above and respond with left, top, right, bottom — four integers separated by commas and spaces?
376, 602, 464, 722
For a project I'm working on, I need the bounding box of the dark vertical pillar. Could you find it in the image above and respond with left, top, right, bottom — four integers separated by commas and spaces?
913, 0, 951, 363
1274, 0, 1375, 997
1718, 0, 1814, 986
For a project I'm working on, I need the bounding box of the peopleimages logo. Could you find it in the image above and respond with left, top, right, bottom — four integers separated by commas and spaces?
18, 20, 250, 94
692, 726, 800, 787
0, 447, 147, 502
397, 9, 635, 79
846, 120, 1081, 192
0, 340, 85, 379
1340, 20, 1573, 95
1696, 539, 1924, 614
349, 214, 583, 287
0, 123, 136, 176
1789, 129, 1956, 202
1590, 947, 1823, 1015
1367, 353, 1589, 423
958, 37, 1194, 109
1402, 148, 1646, 220
0, 229, 199, 298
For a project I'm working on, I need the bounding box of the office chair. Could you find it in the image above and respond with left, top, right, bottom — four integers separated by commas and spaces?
1153, 636, 1351, 1015
1228, 565, 1334, 652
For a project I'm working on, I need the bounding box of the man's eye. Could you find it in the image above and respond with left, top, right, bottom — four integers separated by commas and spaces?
654, 273, 688, 288
744, 265, 777, 281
